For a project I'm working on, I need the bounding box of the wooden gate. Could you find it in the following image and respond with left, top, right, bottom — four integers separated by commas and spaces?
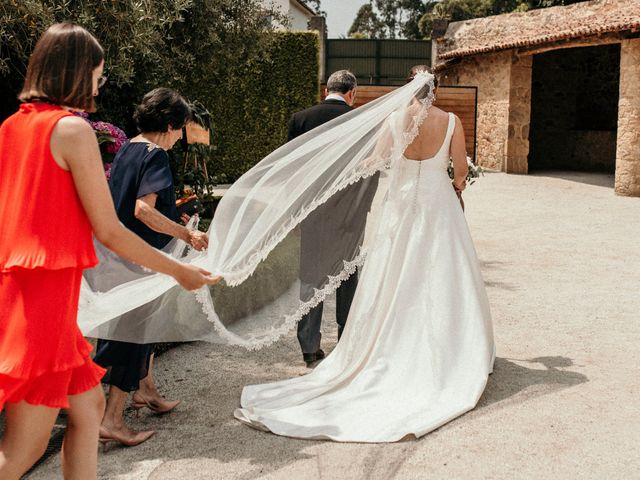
321, 85, 478, 161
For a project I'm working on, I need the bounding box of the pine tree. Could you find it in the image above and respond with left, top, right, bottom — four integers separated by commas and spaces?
348, 4, 385, 39
347, 1, 435, 40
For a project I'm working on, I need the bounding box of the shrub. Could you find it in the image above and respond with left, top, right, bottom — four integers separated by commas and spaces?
0, 0, 190, 122
0, 1, 319, 184
205, 31, 320, 182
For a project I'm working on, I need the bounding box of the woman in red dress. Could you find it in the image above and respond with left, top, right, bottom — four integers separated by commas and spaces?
0, 24, 219, 479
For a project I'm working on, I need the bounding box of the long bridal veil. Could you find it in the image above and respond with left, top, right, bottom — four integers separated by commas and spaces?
79, 72, 436, 349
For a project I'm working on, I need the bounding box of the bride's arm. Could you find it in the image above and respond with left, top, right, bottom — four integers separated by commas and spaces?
450, 115, 468, 191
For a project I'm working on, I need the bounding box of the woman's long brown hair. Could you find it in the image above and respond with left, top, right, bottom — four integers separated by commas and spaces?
19, 23, 104, 111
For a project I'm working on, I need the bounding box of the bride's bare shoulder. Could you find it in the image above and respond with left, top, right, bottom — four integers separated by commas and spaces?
428, 106, 448, 117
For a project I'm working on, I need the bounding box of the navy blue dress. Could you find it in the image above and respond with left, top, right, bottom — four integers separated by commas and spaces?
94, 141, 179, 392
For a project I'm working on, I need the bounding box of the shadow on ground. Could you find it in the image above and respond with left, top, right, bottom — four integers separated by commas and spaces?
480, 259, 519, 291
477, 356, 588, 410
37, 347, 588, 480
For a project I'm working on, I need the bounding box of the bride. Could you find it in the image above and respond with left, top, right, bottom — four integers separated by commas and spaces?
79, 66, 494, 443
232, 66, 495, 442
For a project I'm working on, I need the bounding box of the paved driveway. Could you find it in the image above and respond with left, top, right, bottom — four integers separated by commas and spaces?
29, 172, 640, 479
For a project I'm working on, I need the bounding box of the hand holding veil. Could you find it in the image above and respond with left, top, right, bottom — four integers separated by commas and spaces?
79, 72, 436, 349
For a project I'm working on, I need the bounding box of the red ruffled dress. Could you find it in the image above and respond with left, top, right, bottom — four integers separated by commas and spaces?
0, 103, 106, 411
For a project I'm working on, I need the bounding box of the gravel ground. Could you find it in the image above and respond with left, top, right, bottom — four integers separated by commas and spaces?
28, 171, 640, 480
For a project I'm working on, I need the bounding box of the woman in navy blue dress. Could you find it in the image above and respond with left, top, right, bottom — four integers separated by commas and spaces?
94, 88, 208, 447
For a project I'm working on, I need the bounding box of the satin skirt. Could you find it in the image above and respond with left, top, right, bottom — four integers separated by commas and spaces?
235, 163, 495, 442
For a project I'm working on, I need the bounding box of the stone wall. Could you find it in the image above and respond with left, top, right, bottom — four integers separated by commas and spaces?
615, 38, 640, 197
506, 55, 532, 174
439, 40, 636, 187
439, 51, 512, 170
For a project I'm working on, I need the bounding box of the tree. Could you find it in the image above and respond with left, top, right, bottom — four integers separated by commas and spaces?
0, 0, 320, 184
371, 0, 429, 39
348, 4, 385, 39
306, 0, 326, 16
0, 0, 191, 120
396, 0, 430, 39
0, 0, 288, 127
345, 0, 590, 41
419, 0, 493, 38
348, 0, 428, 40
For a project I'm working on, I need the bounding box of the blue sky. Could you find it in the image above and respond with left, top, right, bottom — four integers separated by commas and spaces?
321, 0, 369, 38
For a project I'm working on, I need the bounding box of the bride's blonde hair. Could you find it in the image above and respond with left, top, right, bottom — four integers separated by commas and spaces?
407, 65, 438, 100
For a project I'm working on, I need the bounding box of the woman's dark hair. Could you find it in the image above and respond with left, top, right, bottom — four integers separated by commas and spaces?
133, 88, 191, 133
407, 65, 439, 100
19, 23, 104, 112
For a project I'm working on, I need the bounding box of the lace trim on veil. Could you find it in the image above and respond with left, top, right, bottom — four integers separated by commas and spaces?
220, 165, 382, 288
195, 250, 368, 350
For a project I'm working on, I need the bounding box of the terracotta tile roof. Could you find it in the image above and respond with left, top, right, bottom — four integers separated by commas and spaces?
438, 0, 640, 60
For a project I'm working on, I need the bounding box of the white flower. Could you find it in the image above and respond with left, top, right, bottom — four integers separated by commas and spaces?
448, 157, 484, 184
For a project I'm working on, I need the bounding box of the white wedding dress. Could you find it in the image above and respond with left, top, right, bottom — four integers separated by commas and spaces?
234, 113, 495, 442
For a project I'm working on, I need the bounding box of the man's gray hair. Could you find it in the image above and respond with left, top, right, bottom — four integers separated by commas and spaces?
326, 70, 357, 94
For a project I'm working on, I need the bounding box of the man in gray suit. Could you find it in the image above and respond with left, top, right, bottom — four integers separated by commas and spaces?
288, 70, 360, 368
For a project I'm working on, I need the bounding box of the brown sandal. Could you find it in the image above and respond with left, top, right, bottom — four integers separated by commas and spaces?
131, 392, 181, 416
98, 425, 155, 452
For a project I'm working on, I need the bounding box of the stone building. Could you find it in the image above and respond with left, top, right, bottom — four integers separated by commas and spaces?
434, 0, 640, 196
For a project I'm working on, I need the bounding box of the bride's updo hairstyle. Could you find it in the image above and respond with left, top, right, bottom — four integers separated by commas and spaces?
407, 65, 438, 101
19, 23, 104, 112
133, 88, 191, 134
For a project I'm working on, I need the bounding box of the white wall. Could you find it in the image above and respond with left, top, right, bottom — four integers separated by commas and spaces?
289, 2, 312, 30
261, 0, 313, 31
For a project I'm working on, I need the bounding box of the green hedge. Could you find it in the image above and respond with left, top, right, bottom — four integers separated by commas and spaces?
0, 0, 190, 124
0, 1, 319, 184
209, 31, 319, 182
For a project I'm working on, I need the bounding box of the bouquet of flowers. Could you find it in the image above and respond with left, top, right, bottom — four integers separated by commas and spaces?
447, 156, 483, 211
74, 112, 127, 180
448, 156, 484, 185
